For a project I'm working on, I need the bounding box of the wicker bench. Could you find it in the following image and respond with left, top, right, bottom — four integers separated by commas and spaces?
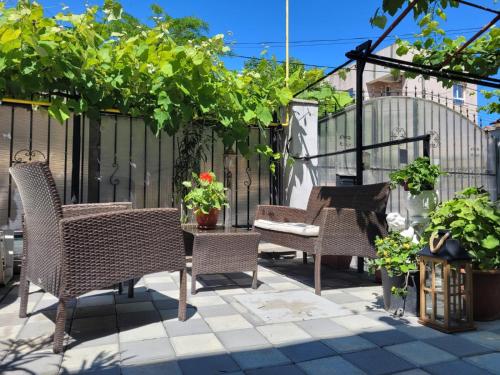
253, 183, 390, 295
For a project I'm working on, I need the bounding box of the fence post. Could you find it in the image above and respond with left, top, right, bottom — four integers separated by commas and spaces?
87, 119, 100, 203
70, 114, 81, 203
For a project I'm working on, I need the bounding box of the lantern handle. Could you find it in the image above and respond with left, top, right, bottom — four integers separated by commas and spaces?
429, 231, 450, 254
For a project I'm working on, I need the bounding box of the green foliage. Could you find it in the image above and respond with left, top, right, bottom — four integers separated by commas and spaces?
480, 89, 500, 115
183, 172, 228, 215
0, 1, 291, 157
424, 187, 500, 270
372, 0, 499, 115
389, 157, 445, 195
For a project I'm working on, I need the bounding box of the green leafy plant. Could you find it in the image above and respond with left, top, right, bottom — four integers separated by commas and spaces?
182, 172, 228, 215
424, 187, 500, 270
389, 157, 445, 195
368, 232, 420, 296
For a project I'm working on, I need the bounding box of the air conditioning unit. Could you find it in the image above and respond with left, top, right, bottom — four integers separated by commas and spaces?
0, 230, 14, 285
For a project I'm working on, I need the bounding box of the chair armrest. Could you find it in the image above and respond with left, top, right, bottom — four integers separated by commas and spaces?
62, 202, 132, 217
59, 208, 185, 296
254, 205, 308, 223
315, 207, 387, 257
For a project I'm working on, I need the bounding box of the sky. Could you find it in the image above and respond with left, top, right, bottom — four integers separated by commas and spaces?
29, 0, 500, 123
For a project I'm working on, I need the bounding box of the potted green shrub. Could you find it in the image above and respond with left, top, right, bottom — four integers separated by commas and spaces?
424, 187, 500, 320
182, 172, 228, 229
368, 232, 421, 316
390, 157, 445, 226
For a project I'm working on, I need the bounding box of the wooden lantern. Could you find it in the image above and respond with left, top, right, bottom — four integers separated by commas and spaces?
418, 231, 475, 333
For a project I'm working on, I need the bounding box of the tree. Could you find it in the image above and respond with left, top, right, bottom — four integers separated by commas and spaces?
371, 0, 499, 114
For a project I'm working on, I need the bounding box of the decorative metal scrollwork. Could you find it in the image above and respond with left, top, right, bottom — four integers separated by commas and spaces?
339, 135, 352, 147
109, 162, 120, 186
429, 131, 440, 148
390, 127, 407, 140
12, 149, 46, 164
243, 167, 252, 187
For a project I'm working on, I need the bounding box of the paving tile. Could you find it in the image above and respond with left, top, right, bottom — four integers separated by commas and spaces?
17, 321, 55, 341
74, 304, 116, 319
324, 292, 364, 305
117, 311, 161, 330
188, 295, 227, 307
61, 344, 120, 373
459, 330, 500, 351
333, 314, 386, 332
0, 312, 27, 327
0, 324, 23, 340
120, 337, 175, 366
170, 333, 225, 357
393, 369, 430, 375
178, 353, 240, 375
322, 335, 377, 354
424, 359, 492, 375
297, 356, 366, 375
231, 348, 290, 370
360, 329, 414, 347
296, 318, 353, 339
386, 341, 457, 366
164, 318, 211, 337
268, 282, 302, 291
121, 361, 182, 375
115, 301, 155, 314
153, 299, 181, 310
159, 307, 199, 321
345, 288, 383, 301
119, 322, 167, 343
197, 304, 239, 318
205, 314, 253, 332
424, 335, 493, 357
396, 324, 446, 340
343, 347, 415, 375
246, 364, 306, 375
1, 350, 62, 375
215, 288, 248, 296
257, 323, 311, 345
278, 341, 336, 363
114, 291, 152, 304
67, 332, 118, 350
465, 353, 500, 375
217, 328, 270, 351
77, 294, 114, 307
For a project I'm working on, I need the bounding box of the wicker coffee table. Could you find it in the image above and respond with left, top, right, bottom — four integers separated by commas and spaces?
182, 225, 261, 294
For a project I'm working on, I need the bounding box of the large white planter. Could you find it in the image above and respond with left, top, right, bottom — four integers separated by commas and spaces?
407, 190, 439, 228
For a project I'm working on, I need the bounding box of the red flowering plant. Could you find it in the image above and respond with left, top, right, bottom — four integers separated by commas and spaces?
182, 172, 228, 215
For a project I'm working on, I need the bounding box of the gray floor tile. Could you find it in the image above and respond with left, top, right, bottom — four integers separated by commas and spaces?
246, 364, 306, 375
74, 304, 116, 319
117, 311, 161, 330
343, 348, 415, 375
386, 341, 457, 366
178, 353, 240, 375
465, 353, 500, 375
296, 318, 353, 339
393, 370, 430, 375
279, 341, 336, 363
120, 337, 175, 366
164, 318, 211, 337
424, 335, 493, 357
231, 348, 290, 370
322, 335, 377, 353
297, 356, 366, 375
216, 328, 270, 351
424, 359, 492, 375
197, 304, 239, 318
153, 299, 181, 310
121, 361, 182, 375
459, 331, 500, 351
114, 292, 151, 304
324, 292, 363, 305
1, 351, 62, 375
361, 329, 414, 347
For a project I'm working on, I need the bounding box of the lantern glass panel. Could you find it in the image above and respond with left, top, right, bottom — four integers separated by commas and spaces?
436, 292, 445, 323
424, 291, 432, 319
424, 261, 432, 288
435, 262, 444, 290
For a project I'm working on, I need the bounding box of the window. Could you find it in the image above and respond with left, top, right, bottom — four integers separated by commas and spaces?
453, 84, 464, 105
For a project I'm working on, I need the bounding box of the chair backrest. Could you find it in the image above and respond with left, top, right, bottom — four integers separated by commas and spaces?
9, 162, 63, 295
305, 182, 391, 225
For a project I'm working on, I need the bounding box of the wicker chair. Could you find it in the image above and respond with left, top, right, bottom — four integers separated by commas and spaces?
10, 162, 187, 353
254, 183, 390, 295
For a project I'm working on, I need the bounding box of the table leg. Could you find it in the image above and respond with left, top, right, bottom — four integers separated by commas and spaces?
178, 268, 187, 321
252, 269, 258, 289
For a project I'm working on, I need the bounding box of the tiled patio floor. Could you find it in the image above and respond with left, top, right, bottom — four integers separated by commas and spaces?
0, 246, 499, 375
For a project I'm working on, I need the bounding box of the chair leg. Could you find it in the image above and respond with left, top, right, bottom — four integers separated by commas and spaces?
303, 252, 308, 264
127, 279, 134, 298
18, 267, 29, 319
117, 282, 123, 295
178, 269, 187, 321
191, 272, 197, 295
314, 254, 322, 296
357, 257, 364, 273
53, 299, 66, 354
251, 269, 258, 289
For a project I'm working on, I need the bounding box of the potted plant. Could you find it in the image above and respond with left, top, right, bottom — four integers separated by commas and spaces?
368, 232, 421, 316
390, 157, 445, 226
424, 187, 500, 320
182, 171, 228, 229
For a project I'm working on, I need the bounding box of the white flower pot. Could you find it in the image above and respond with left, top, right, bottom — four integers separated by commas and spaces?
407, 190, 439, 227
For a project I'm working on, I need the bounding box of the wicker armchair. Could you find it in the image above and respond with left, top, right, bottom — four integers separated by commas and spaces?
10, 162, 187, 353
254, 183, 390, 295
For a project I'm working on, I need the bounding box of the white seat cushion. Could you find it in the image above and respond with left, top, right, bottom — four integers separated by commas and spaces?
254, 219, 319, 237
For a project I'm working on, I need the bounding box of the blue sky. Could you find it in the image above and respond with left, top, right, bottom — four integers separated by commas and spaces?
32, 0, 499, 123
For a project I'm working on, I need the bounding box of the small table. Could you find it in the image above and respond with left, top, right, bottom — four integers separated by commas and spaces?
182, 225, 261, 294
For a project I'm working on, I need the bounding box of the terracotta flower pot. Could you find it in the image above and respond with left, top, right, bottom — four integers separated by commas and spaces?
473, 269, 500, 321
195, 208, 219, 229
